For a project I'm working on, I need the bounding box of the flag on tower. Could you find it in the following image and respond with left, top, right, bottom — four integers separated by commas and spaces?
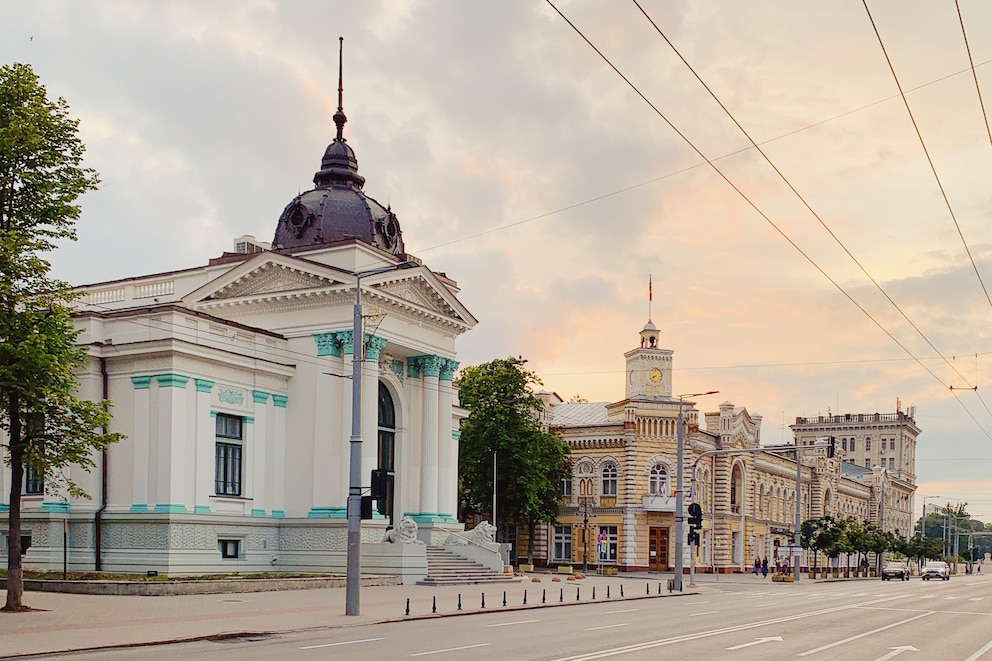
649, 275, 652, 301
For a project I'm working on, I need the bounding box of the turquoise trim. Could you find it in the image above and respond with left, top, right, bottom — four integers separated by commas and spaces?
272, 394, 288, 408
0, 504, 8, 512
388, 359, 405, 381
244, 416, 254, 424
252, 390, 270, 404
210, 411, 218, 418
410, 355, 442, 378
251, 508, 267, 517
155, 373, 190, 389
308, 507, 347, 518
130, 503, 149, 513
452, 429, 461, 440
314, 332, 343, 358
193, 505, 211, 514
366, 335, 388, 360
195, 379, 215, 393
407, 359, 422, 379
439, 358, 459, 381
39, 502, 71, 513
153, 504, 187, 513
130, 375, 152, 390
339, 330, 355, 356
272, 510, 285, 518
408, 512, 452, 523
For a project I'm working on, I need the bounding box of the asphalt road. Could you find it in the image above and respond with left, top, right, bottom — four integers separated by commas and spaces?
58, 575, 992, 660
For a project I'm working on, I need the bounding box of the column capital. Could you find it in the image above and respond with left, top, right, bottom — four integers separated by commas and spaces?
439, 358, 459, 381
194, 378, 215, 393
366, 335, 388, 361
411, 354, 443, 379
313, 331, 343, 357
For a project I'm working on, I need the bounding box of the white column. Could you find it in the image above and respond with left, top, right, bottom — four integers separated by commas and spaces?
419, 355, 441, 516
130, 376, 152, 511
271, 394, 288, 517
251, 390, 269, 516
193, 379, 214, 514
154, 373, 188, 512
437, 358, 458, 519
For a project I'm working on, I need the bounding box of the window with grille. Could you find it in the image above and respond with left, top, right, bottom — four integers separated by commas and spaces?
215, 413, 243, 496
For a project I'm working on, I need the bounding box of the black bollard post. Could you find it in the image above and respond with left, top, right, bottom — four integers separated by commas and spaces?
621, 584, 624, 597
592, 586, 596, 600
432, 595, 437, 614
405, 598, 410, 616
542, 588, 546, 604
576, 586, 580, 601
658, 582, 662, 595
560, 587, 564, 603
607, 585, 611, 598
482, 592, 486, 609
458, 593, 462, 611
523, 589, 528, 605
646, 582, 650, 595
503, 591, 507, 607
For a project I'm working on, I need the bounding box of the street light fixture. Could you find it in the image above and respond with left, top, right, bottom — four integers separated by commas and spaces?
345, 260, 418, 616
674, 390, 719, 592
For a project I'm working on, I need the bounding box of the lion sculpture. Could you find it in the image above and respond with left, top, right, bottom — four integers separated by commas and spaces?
383, 516, 424, 544
445, 521, 498, 552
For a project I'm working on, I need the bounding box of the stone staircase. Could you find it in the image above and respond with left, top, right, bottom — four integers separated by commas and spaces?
418, 546, 516, 586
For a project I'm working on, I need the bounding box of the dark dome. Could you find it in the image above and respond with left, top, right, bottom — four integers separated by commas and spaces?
272, 49, 404, 255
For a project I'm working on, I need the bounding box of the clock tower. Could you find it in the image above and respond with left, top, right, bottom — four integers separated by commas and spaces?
624, 319, 673, 399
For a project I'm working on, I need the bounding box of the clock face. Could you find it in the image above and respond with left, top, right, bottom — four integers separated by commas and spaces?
649, 368, 663, 384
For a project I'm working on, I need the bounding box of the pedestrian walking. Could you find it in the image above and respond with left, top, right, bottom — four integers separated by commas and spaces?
761, 557, 768, 578
754, 556, 761, 576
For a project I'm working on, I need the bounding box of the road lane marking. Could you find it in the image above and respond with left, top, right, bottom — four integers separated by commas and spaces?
756, 602, 777, 607
970, 598, 984, 601
874, 646, 918, 661
796, 611, 933, 657
605, 608, 640, 614
300, 637, 384, 650
687, 601, 710, 605
585, 623, 631, 631
411, 643, 491, 657
553, 594, 907, 661
488, 619, 539, 627
687, 611, 719, 617
964, 637, 992, 661
726, 636, 783, 651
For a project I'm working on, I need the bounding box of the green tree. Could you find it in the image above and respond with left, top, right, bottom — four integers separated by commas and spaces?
457, 357, 571, 563
0, 63, 123, 611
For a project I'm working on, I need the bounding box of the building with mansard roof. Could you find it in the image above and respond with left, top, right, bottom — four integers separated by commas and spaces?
0, 74, 476, 582
531, 318, 918, 573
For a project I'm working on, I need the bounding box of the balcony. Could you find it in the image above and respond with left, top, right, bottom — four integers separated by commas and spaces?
642, 494, 676, 512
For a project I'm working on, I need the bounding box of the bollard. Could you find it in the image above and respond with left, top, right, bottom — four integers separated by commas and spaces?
646, 582, 650, 595
458, 593, 462, 611
523, 589, 528, 605
658, 582, 662, 595
576, 586, 581, 601
621, 584, 625, 597
432, 595, 437, 614
482, 592, 486, 609
405, 598, 410, 616
592, 586, 596, 600
542, 588, 546, 604
560, 587, 564, 603
607, 585, 611, 598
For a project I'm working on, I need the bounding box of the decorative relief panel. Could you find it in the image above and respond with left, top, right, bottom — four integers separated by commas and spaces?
218, 388, 246, 407
279, 527, 347, 552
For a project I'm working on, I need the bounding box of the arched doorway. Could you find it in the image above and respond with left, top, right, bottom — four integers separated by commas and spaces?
378, 381, 396, 522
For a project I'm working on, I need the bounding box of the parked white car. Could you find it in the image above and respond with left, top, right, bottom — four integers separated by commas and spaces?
922, 561, 950, 581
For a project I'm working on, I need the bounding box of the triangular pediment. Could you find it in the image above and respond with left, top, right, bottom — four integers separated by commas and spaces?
375, 279, 459, 318
183, 253, 350, 305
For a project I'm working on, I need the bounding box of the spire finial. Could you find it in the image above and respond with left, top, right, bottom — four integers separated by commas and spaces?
333, 36, 347, 141
648, 274, 653, 322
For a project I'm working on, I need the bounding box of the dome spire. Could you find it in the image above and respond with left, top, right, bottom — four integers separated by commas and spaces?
333, 36, 347, 142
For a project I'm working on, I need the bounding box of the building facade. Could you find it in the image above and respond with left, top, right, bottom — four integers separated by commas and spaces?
539, 319, 918, 572
0, 86, 475, 579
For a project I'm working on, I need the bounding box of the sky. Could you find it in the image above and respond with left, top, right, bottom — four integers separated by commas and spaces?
3, 1, 992, 523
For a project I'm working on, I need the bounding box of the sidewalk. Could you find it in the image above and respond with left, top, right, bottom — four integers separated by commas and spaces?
0, 573, 693, 658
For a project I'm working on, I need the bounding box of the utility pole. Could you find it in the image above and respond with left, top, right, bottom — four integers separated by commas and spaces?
674, 391, 718, 592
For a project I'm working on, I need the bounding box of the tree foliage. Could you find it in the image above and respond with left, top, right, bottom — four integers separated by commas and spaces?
0, 63, 123, 611
457, 357, 571, 562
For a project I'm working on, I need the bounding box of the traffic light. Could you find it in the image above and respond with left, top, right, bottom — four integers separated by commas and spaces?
371, 469, 394, 516
688, 502, 703, 528
688, 529, 700, 546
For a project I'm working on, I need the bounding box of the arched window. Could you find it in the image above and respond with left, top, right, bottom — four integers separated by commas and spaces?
602, 464, 618, 496
377, 381, 396, 518
649, 465, 669, 495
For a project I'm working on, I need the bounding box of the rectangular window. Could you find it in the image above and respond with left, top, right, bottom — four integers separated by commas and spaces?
890, 439, 895, 450
865, 459, 871, 468
24, 466, 44, 495
553, 525, 572, 561
215, 413, 243, 496
865, 439, 871, 451
219, 539, 241, 559
888, 458, 895, 469
561, 476, 572, 497
597, 525, 618, 563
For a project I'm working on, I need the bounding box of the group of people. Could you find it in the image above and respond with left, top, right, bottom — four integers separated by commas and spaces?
753, 554, 792, 577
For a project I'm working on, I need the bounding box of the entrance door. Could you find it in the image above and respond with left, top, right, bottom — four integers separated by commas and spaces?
649, 527, 670, 570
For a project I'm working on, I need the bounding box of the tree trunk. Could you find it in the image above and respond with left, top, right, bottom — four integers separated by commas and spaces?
4, 392, 25, 611
526, 522, 536, 564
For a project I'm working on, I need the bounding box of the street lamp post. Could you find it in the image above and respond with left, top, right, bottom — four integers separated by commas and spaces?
921, 495, 940, 541
674, 390, 718, 593
345, 261, 416, 616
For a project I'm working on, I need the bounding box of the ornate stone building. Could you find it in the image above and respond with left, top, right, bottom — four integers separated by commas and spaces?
0, 79, 475, 580
539, 319, 918, 572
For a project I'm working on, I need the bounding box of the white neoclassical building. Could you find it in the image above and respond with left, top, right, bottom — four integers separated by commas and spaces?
0, 86, 475, 579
